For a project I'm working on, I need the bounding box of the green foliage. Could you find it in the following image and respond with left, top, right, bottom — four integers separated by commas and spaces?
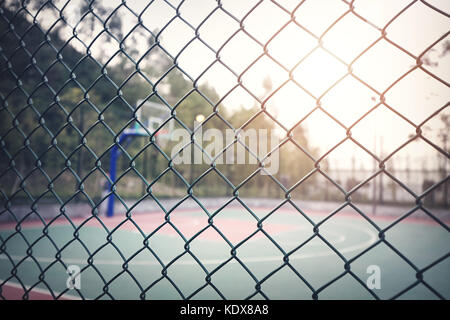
0, 4, 317, 203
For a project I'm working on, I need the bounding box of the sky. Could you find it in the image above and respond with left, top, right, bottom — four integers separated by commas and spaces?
18, 0, 450, 171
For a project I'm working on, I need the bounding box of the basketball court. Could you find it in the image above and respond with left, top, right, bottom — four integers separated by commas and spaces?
1, 206, 448, 300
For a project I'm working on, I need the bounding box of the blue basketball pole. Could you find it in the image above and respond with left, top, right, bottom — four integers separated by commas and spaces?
106, 129, 147, 217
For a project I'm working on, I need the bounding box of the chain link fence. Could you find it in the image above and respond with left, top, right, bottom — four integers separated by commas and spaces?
0, 0, 449, 300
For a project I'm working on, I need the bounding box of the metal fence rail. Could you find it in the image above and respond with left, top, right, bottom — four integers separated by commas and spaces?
0, 0, 449, 300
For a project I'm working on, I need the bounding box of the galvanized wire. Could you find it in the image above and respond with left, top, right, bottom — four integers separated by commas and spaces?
0, 0, 449, 300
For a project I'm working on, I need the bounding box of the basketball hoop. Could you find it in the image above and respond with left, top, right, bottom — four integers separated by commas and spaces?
154, 128, 171, 147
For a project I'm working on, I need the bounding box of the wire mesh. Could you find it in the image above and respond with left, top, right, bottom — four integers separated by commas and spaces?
0, 0, 449, 300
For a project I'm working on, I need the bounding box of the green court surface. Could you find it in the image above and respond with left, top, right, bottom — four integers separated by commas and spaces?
0, 208, 449, 300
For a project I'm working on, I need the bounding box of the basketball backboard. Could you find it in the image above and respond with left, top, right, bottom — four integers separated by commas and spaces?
135, 100, 174, 145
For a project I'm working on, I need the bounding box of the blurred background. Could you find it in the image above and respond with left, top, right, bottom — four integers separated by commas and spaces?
0, 0, 448, 217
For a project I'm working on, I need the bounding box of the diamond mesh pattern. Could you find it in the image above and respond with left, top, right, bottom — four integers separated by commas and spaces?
0, 0, 449, 300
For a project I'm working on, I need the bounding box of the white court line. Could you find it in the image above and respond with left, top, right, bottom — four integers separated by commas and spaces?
132, 223, 346, 246
277, 229, 346, 246
0, 221, 377, 266
0, 278, 81, 300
